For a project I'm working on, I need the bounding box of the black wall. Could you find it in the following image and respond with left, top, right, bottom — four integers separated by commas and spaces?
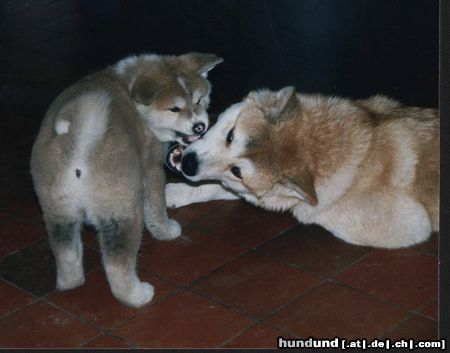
0, 0, 439, 116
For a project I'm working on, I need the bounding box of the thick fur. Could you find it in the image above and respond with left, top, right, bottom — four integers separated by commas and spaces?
166, 87, 438, 248
31, 52, 222, 307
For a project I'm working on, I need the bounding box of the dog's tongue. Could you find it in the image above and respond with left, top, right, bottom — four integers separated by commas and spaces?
183, 134, 201, 144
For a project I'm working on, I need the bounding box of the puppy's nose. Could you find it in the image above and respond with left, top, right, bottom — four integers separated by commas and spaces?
181, 152, 198, 176
192, 122, 206, 134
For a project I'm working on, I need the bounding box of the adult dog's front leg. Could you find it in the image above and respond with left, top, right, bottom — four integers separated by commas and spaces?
143, 164, 181, 240
166, 182, 239, 208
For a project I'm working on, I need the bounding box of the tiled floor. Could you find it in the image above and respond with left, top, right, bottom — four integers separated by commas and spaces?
0, 122, 440, 347
0, 0, 440, 349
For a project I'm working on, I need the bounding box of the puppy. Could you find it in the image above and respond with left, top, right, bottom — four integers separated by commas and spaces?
30, 52, 222, 307
166, 87, 438, 248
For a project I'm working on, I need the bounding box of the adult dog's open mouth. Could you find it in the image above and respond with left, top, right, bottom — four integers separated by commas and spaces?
165, 133, 202, 173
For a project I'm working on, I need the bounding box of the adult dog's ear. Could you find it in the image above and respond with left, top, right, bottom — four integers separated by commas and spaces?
130, 77, 164, 105
274, 86, 298, 117
275, 172, 318, 206
246, 87, 298, 123
179, 52, 224, 77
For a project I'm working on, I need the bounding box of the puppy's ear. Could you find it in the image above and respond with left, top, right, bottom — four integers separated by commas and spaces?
246, 87, 298, 122
130, 77, 164, 105
276, 172, 318, 206
179, 52, 224, 77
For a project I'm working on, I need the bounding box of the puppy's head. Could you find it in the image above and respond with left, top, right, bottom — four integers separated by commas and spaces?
120, 52, 223, 145
181, 87, 318, 209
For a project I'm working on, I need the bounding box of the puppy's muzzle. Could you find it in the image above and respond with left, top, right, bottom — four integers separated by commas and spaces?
181, 152, 198, 176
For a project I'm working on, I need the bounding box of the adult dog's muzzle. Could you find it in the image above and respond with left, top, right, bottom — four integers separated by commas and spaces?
181, 152, 198, 177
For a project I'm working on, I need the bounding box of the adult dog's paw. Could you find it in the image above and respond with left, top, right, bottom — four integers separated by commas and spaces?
165, 183, 197, 208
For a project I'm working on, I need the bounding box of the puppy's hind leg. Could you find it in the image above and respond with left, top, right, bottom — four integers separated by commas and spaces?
45, 216, 85, 291
98, 217, 154, 307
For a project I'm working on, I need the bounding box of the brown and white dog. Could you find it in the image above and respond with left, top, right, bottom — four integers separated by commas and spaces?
166, 87, 438, 248
31, 52, 222, 307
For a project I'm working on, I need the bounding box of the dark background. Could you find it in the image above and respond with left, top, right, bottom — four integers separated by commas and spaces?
0, 0, 439, 118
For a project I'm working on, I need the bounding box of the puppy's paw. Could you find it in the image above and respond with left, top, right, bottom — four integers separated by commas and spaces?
151, 219, 182, 240
165, 183, 195, 208
120, 281, 155, 308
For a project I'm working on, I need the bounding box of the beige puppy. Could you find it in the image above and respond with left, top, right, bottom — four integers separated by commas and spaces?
166, 87, 438, 248
31, 52, 222, 307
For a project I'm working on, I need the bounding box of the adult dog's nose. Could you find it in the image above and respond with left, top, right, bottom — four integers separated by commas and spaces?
181, 152, 198, 176
192, 122, 206, 134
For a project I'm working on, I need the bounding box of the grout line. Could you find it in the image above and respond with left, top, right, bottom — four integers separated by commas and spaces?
176, 200, 228, 226
186, 248, 257, 288
378, 313, 413, 339
216, 322, 260, 348
327, 278, 430, 315
79, 332, 136, 349
106, 287, 182, 333
43, 298, 106, 333
258, 278, 328, 325
330, 250, 374, 278
253, 249, 328, 280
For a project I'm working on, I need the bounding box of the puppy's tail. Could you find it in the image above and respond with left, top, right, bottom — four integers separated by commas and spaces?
53, 91, 111, 162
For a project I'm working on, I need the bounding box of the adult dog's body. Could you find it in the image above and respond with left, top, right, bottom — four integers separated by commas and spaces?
167, 87, 438, 248
31, 52, 222, 307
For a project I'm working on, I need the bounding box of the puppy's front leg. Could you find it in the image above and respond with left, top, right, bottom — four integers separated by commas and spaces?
166, 182, 239, 208
143, 162, 181, 240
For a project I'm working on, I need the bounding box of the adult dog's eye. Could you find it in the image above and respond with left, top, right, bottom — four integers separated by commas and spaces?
231, 166, 242, 179
226, 128, 234, 144
169, 106, 181, 112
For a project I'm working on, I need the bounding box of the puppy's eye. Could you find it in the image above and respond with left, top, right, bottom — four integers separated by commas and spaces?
230, 166, 242, 179
226, 128, 234, 144
169, 106, 181, 113
196, 97, 202, 105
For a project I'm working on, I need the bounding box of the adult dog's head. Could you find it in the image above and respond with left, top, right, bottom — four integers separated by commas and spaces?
180, 87, 319, 210
115, 52, 223, 145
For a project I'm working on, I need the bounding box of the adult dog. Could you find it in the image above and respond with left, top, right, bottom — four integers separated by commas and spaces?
166, 87, 438, 248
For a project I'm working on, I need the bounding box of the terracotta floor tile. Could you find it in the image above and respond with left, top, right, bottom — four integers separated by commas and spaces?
0, 301, 99, 348
260, 224, 372, 277
266, 282, 406, 339
47, 268, 177, 328
83, 335, 133, 348
0, 279, 35, 317
0, 239, 100, 297
138, 226, 246, 284
168, 199, 226, 225
4, 197, 42, 220
192, 252, 322, 319
0, 215, 45, 258
384, 315, 438, 340
335, 249, 438, 310
113, 291, 253, 348
420, 299, 438, 321
223, 324, 287, 348
191, 200, 297, 248
81, 227, 99, 250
